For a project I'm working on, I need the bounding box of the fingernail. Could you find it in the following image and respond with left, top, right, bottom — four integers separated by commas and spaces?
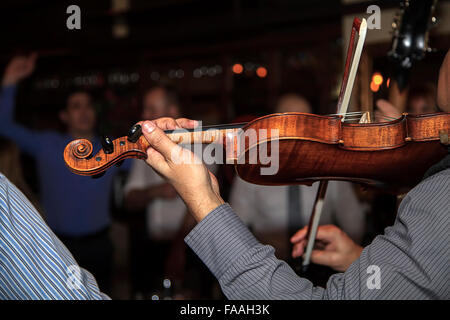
143, 121, 155, 133
193, 120, 199, 127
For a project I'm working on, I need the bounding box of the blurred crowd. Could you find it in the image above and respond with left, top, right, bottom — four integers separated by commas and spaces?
0, 53, 439, 299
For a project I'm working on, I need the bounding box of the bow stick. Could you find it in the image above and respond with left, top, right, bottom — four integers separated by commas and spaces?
301, 17, 367, 272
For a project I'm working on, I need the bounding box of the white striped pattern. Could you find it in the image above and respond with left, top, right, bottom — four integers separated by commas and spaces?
0, 173, 108, 300
186, 169, 450, 300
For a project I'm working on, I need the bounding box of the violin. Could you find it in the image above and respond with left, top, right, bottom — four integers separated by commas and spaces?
63, 16, 449, 194
64, 111, 449, 193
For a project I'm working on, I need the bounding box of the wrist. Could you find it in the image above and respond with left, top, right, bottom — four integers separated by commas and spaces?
186, 190, 224, 222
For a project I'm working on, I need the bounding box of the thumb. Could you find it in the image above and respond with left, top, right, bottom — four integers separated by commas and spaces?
141, 120, 178, 161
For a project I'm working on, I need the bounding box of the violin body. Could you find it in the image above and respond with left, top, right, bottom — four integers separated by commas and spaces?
63, 112, 449, 193
234, 112, 449, 192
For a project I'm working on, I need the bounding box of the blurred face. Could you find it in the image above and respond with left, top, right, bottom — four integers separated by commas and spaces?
142, 88, 179, 120
437, 50, 450, 112
408, 97, 436, 114
60, 92, 96, 135
276, 95, 312, 114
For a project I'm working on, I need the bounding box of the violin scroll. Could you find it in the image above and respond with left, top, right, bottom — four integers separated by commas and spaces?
70, 139, 93, 159
63, 129, 149, 176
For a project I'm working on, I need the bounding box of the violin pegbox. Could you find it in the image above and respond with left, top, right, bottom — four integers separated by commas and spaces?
63, 123, 149, 177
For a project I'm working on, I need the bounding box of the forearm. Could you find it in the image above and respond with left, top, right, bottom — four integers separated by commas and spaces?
185, 204, 326, 300
0, 85, 41, 155
186, 171, 450, 300
185, 199, 445, 300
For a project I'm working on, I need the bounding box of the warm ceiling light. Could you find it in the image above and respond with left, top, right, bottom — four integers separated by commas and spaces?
372, 72, 383, 86
256, 67, 268, 78
370, 81, 380, 92
386, 78, 391, 88
232, 63, 243, 74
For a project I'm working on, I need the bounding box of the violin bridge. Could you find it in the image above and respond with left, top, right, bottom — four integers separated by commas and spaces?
439, 130, 449, 145
359, 111, 371, 124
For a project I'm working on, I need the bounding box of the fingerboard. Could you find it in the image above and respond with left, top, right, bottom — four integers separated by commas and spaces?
164, 123, 246, 145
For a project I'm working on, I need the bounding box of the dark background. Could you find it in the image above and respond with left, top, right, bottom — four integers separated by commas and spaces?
2, 0, 447, 137
0, 0, 449, 299
2, 0, 449, 201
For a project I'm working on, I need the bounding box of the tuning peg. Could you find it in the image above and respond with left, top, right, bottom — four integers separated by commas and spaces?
101, 135, 114, 154
127, 124, 142, 143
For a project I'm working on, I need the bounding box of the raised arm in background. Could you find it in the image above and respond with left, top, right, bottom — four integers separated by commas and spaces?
0, 53, 44, 156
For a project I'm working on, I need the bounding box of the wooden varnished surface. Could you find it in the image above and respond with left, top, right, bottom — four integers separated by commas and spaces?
63, 135, 149, 176
234, 112, 449, 192
63, 112, 449, 192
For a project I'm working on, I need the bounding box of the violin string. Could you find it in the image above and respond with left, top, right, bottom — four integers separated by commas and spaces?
173, 112, 401, 130
329, 111, 365, 115
375, 114, 398, 121
329, 111, 399, 121
336, 111, 399, 122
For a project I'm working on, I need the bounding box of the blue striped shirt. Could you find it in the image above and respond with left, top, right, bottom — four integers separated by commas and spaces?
0, 173, 108, 300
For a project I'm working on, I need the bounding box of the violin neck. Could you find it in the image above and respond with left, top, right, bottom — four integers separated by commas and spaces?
164, 123, 246, 146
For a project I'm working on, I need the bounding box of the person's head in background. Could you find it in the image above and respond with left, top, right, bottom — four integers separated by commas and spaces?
407, 84, 437, 114
59, 90, 96, 139
437, 49, 450, 113
275, 94, 312, 114
141, 85, 180, 120
0, 138, 40, 211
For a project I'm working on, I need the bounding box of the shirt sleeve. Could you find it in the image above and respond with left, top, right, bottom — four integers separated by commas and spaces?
185, 169, 450, 299
0, 85, 43, 156
0, 174, 109, 300
185, 203, 325, 299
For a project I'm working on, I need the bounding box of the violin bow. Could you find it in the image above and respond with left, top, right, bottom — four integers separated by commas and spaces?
301, 17, 367, 272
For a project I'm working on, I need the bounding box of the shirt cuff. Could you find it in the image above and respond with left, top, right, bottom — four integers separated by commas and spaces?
185, 203, 259, 280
